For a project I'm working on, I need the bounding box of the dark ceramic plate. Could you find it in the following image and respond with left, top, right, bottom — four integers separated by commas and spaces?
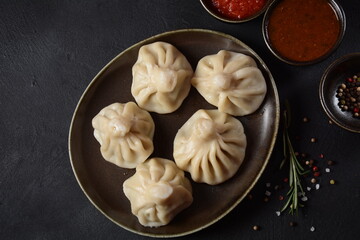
68, 29, 280, 237
319, 53, 360, 133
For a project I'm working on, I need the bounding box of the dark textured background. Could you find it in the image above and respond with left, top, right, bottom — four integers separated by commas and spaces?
1, 0, 359, 239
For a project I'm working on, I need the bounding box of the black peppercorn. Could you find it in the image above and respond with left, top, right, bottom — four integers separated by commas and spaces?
336, 74, 360, 118
289, 221, 297, 227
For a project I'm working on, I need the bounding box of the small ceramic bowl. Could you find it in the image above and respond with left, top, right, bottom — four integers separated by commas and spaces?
200, 0, 272, 23
319, 53, 360, 133
262, 0, 346, 65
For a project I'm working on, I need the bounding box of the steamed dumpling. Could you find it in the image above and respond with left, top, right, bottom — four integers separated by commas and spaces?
131, 41, 193, 114
173, 109, 247, 185
92, 102, 154, 169
123, 158, 193, 227
191, 50, 267, 116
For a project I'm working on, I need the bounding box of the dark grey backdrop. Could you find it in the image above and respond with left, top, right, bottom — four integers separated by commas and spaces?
1, 0, 359, 239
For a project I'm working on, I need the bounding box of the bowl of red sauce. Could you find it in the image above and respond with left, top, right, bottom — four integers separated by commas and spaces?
262, 0, 346, 65
200, 0, 273, 23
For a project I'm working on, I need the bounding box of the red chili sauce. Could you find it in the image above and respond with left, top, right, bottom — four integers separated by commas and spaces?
267, 0, 341, 63
210, 0, 268, 20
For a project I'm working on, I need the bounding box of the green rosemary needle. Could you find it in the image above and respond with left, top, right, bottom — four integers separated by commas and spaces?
280, 103, 309, 215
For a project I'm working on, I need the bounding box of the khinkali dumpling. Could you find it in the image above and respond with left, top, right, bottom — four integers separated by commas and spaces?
191, 50, 267, 116
123, 158, 193, 227
131, 41, 193, 114
92, 102, 154, 169
173, 109, 247, 185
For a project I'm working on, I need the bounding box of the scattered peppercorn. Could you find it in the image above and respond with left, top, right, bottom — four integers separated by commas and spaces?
279, 195, 284, 201
311, 178, 317, 184
301, 153, 307, 158
283, 178, 289, 183
310, 137, 317, 143
319, 154, 324, 159
264, 197, 269, 202
253, 225, 260, 231
313, 171, 321, 177
309, 159, 314, 165
289, 221, 297, 227
327, 160, 335, 166
328, 120, 333, 124
303, 117, 309, 123
312, 166, 319, 172
330, 179, 336, 185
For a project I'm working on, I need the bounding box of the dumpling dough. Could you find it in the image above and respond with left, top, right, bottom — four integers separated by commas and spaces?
173, 109, 247, 185
92, 102, 154, 169
191, 50, 267, 116
123, 158, 193, 227
131, 41, 193, 114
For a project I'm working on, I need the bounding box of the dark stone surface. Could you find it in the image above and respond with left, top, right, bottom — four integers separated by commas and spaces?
1, 0, 359, 239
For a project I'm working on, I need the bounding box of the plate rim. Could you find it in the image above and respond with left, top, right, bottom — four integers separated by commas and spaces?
68, 28, 280, 237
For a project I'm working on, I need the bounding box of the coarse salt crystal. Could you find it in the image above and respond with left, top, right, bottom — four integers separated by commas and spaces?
307, 187, 311, 191
310, 226, 315, 232
315, 184, 320, 190
276, 211, 281, 216
325, 168, 330, 173
265, 190, 271, 196
301, 196, 308, 202
266, 182, 271, 188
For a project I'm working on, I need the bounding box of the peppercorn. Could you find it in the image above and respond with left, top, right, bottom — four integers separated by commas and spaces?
336, 74, 360, 118
311, 178, 317, 184
314, 172, 321, 177
327, 160, 335, 166
289, 221, 297, 227
312, 166, 319, 172
253, 225, 260, 231
330, 179, 336, 185
303, 117, 309, 123
310, 137, 317, 143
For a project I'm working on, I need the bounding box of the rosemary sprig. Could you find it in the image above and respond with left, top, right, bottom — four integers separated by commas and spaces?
280, 102, 309, 215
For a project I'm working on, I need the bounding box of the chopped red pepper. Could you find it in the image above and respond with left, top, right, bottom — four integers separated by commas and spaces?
211, 0, 267, 20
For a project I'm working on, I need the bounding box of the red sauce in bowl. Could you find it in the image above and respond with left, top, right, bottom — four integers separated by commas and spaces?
210, 0, 268, 20
266, 0, 341, 63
